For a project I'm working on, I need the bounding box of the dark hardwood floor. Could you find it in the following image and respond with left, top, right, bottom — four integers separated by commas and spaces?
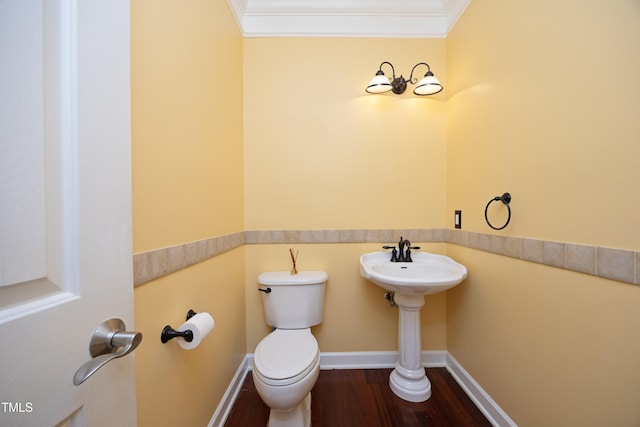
225, 368, 492, 427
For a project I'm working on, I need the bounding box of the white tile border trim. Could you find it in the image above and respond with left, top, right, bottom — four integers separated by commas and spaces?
209, 351, 516, 427
134, 229, 639, 287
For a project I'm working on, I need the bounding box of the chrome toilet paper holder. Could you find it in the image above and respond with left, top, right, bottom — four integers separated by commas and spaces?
160, 309, 197, 344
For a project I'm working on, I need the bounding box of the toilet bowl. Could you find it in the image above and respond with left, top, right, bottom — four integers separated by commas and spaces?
253, 270, 327, 427
252, 329, 320, 427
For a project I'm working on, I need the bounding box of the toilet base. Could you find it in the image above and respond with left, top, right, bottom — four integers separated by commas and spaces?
267, 392, 311, 427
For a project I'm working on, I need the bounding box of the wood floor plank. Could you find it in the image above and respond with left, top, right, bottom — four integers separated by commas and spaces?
225, 368, 492, 426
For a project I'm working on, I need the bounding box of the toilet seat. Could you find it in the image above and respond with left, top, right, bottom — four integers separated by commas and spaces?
253, 329, 319, 387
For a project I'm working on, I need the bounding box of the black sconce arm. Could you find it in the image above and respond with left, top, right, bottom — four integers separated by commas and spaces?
376, 61, 396, 80
408, 62, 433, 84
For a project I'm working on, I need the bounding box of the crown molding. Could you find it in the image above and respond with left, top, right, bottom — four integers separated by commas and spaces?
227, 0, 472, 38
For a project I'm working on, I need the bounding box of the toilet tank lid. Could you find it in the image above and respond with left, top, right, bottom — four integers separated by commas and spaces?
258, 270, 328, 286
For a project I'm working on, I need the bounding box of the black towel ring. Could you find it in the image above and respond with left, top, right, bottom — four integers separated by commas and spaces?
484, 192, 512, 230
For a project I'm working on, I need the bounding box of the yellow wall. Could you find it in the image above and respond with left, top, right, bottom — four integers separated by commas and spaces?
446, 0, 640, 246
243, 38, 447, 230
131, 1, 245, 425
446, 1, 640, 425
131, 0, 243, 253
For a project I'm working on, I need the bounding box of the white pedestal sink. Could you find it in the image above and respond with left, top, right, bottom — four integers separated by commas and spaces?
360, 251, 467, 402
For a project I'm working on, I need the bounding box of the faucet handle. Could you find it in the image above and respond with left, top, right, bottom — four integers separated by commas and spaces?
382, 245, 398, 262
405, 246, 421, 262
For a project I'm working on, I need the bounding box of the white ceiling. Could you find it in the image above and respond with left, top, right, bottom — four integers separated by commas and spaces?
227, 0, 472, 38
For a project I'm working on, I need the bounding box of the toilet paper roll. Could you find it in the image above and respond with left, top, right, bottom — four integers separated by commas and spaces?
176, 312, 215, 350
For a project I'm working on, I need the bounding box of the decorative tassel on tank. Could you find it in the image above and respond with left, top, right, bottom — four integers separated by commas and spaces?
289, 248, 298, 275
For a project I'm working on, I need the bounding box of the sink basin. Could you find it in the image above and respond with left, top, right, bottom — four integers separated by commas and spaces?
360, 251, 467, 295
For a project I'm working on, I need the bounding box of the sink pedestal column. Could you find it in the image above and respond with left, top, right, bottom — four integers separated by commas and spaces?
389, 293, 431, 402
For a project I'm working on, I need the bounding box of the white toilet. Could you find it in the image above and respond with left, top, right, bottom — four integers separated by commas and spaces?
252, 270, 328, 427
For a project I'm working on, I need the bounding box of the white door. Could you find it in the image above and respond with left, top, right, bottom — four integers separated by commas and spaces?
0, 1, 136, 426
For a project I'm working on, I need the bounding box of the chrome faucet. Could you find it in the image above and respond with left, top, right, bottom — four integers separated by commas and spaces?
383, 236, 421, 262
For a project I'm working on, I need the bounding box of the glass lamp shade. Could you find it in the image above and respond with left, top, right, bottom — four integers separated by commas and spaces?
413, 73, 443, 96
366, 73, 393, 93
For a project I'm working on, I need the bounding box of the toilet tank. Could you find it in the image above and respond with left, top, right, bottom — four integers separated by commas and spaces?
257, 271, 328, 329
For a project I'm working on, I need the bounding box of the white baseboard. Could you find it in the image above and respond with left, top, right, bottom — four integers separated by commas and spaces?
444, 353, 517, 427
319, 350, 447, 369
211, 351, 515, 427
208, 355, 251, 427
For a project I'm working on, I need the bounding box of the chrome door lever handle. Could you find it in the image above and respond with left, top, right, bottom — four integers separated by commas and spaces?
73, 318, 143, 386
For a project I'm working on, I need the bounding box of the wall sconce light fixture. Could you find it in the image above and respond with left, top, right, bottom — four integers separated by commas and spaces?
366, 61, 443, 96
